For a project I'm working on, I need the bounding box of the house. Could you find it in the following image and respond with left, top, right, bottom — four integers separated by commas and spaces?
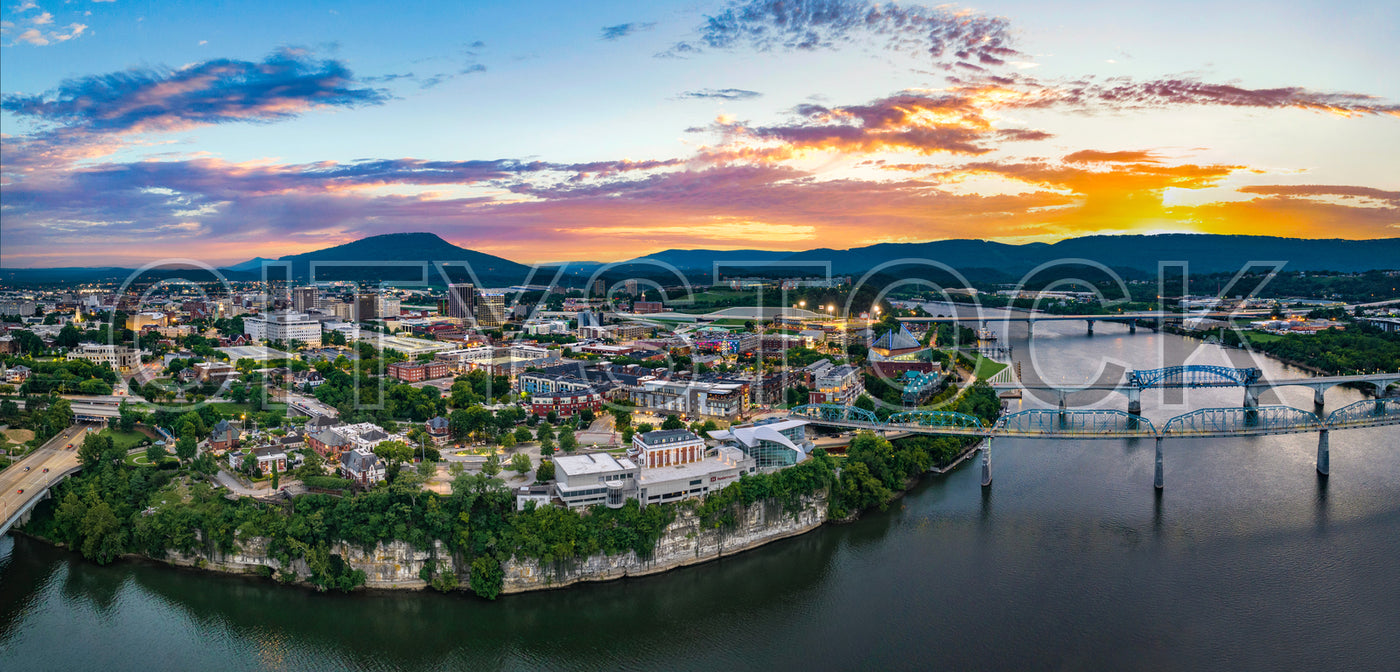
307, 428, 351, 457
304, 414, 340, 433
208, 419, 239, 452
4, 364, 31, 384
425, 416, 450, 442
339, 448, 385, 486
251, 446, 288, 475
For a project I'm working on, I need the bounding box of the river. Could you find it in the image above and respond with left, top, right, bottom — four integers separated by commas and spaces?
2, 312, 1398, 671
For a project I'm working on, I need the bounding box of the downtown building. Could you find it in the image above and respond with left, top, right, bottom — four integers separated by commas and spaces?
243, 311, 322, 344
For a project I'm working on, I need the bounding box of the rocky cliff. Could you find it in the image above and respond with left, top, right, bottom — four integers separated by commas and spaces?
160, 494, 827, 594
501, 494, 827, 593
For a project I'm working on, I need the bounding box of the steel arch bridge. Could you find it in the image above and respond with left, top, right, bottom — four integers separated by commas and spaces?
790, 403, 881, 425
1326, 398, 1400, 429
994, 409, 1157, 438
1161, 405, 1321, 436
1127, 365, 1262, 388
886, 409, 985, 429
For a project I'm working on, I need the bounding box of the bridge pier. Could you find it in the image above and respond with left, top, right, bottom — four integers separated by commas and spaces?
1086, 320, 1095, 336
1129, 322, 1137, 334
1313, 387, 1326, 413
1127, 388, 1142, 416
1243, 387, 1259, 409
981, 438, 993, 487
1316, 429, 1329, 476
1154, 436, 1164, 490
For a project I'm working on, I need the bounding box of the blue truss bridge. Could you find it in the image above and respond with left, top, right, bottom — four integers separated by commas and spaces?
788, 396, 1400, 489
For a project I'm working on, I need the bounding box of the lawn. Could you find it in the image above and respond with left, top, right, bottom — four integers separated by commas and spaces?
99, 428, 151, 451
124, 451, 178, 468
951, 351, 1008, 381
1243, 331, 1287, 344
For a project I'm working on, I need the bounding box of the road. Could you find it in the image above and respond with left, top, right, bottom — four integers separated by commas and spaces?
0, 423, 90, 531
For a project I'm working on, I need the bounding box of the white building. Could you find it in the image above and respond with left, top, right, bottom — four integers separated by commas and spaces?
66, 342, 141, 372
244, 311, 322, 344
553, 453, 640, 509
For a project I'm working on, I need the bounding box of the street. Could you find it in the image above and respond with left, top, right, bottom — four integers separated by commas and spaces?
0, 423, 90, 530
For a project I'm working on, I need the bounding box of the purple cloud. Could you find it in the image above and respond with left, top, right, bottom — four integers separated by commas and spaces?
0, 48, 389, 134
664, 0, 1018, 68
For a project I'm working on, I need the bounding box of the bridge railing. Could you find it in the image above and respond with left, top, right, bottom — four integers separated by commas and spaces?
886, 410, 984, 429
1162, 405, 1320, 435
994, 409, 1157, 437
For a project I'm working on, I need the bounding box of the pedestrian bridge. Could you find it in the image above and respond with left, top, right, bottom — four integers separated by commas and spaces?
789, 398, 1400, 489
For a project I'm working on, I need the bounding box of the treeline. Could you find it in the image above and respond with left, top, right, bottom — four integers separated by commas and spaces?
1223, 324, 1400, 375
24, 436, 677, 599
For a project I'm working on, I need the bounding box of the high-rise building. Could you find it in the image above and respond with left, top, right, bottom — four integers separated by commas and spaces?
355, 294, 378, 321
377, 295, 401, 319
447, 283, 476, 320
593, 279, 606, 297
476, 292, 506, 328
293, 286, 319, 312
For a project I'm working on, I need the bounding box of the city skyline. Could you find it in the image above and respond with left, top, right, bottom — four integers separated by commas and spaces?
2, 0, 1398, 268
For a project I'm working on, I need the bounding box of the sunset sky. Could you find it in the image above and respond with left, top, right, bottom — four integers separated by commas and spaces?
2, 0, 1397, 268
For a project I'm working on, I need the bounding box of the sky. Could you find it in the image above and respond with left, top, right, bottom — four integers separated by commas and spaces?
1, 0, 1397, 268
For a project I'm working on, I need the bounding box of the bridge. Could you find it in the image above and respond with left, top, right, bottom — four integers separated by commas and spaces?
789, 397, 1400, 490
899, 309, 1274, 335
0, 424, 89, 537
991, 366, 1400, 415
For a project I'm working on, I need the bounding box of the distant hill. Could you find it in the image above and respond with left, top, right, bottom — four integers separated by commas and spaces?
634, 248, 799, 271
3, 233, 1397, 286
276, 232, 533, 285
653, 235, 1400, 278
220, 257, 277, 272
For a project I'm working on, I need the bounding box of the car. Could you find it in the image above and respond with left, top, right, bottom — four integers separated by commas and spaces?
43, 468, 49, 473
23, 466, 30, 471
16, 489, 23, 495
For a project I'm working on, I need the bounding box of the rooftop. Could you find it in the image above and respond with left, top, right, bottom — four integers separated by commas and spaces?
554, 452, 638, 476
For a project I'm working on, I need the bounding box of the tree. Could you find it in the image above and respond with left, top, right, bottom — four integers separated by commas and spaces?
79, 433, 115, 469
636, 423, 654, 434
536, 423, 554, 444
500, 433, 517, 450
271, 463, 280, 490
482, 452, 502, 477
298, 449, 326, 479
578, 408, 596, 425
176, 433, 197, 463
79, 499, 125, 564
661, 414, 685, 430
417, 458, 437, 478
510, 452, 532, 476
534, 460, 555, 483
469, 556, 504, 600
241, 452, 258, 476
559, 426, 578, 452
854, 394, 877, 414
145, 442, 165, 466
513, 426, 532, 443
56, 324, 83, 349
373, 440, 414, 468
610, 407, 631, 428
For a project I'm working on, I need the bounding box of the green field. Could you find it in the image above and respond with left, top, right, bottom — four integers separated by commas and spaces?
100, 428, 152, 451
